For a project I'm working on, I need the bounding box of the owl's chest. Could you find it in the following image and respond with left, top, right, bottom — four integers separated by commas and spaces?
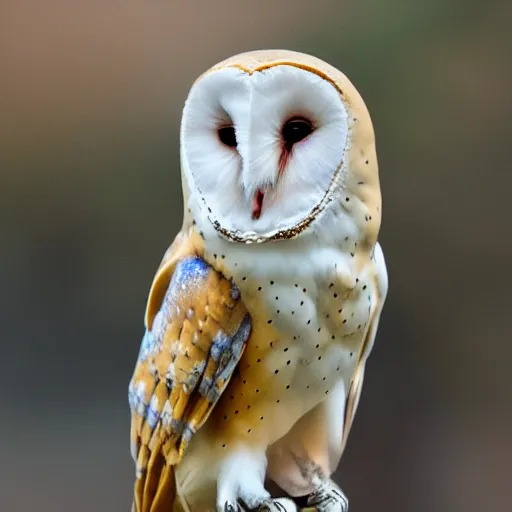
242, 268, 371, 336
202, 236, 374, 391
238, 270, 373, 390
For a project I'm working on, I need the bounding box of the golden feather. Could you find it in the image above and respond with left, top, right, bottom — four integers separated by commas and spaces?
129, 233, 252, 511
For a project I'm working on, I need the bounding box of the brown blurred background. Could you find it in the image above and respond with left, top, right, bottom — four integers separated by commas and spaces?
1, 1, 511, 511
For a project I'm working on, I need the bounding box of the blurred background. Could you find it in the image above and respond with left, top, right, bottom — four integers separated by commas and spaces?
1, 0, 511, 510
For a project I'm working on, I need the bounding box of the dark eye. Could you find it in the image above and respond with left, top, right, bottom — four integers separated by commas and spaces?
282, 118, 313, 149
218, 126, 237, 147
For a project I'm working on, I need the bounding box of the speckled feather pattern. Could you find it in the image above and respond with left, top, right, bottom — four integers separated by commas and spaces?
129, 255, 251, 511
133, 228, 386, 511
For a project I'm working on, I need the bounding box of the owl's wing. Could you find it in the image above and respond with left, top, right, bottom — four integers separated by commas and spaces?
341, 243, 388, 452
129, 249, 252, 512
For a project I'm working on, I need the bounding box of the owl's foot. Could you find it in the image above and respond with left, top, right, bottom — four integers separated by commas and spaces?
224, 498, 297, 512
223, 504, 242, 512
305, 479, 348, 512
255, 498, 298, 511
217, 447, 272, 512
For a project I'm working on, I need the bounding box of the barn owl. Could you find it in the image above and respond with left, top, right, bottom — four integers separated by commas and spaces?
128, 49, 388, 512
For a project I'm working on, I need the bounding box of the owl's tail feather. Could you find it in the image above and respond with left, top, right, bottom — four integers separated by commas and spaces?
133, 447, 178, 512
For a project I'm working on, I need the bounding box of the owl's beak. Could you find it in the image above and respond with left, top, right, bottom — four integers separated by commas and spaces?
252, 189, 265, 220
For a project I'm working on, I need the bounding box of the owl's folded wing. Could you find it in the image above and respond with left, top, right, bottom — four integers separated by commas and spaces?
129, 253, 252, 511
341, 243, 388, 453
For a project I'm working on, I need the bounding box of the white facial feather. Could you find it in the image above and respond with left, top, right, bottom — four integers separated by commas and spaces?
180, 65, 349, 240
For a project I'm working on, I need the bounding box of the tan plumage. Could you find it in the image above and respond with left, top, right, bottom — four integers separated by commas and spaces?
129, 49, 388, 512
130, 232, 251, 511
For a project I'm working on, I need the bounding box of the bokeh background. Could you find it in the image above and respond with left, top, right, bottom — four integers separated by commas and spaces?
1, 1, 511, 511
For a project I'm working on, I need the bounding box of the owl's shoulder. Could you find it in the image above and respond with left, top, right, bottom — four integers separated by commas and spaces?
144, 229, 207, 330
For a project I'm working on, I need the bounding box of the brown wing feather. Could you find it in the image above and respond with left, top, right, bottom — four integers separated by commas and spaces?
129, 249, 252, 512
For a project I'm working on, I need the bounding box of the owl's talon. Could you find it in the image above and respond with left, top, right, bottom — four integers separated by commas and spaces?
306, 480, 348, 512
224, 502, 242, 512
256, 498, 298, 511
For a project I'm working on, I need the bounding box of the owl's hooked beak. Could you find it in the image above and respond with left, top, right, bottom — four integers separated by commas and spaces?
252, 189, 265, 220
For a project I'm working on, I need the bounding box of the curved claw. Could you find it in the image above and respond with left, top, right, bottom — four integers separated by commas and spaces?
257, 498, 298, 512
224, 503, 243, 512
306, 480, 348, 512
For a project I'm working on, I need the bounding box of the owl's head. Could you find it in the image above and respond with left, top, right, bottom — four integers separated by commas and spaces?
180, 50, 381, 248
